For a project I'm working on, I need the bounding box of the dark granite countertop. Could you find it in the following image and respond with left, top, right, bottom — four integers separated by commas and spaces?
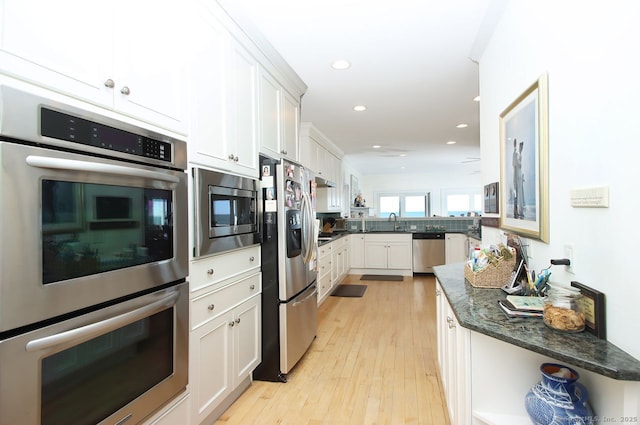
433, 262, 640, 381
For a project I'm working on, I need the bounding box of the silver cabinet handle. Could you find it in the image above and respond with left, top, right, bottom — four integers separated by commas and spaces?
104, 79, 115, 88
235, 318, 241, 324
207, 269, 214, 276
250, 256, 255, 262
207, 304, 215, 311
120, 86, 131, 95
250, 284, 255, 290
234, 155, 239, 162
229, 321, 235, 327
228, 154, 235, 161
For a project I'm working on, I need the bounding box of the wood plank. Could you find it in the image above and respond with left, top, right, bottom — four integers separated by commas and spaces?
213, 274, 451, 425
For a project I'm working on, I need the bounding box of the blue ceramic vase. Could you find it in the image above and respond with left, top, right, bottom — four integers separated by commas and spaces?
525, 363, 594, 425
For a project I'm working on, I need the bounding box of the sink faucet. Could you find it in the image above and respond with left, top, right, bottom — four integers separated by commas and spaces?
388, 212, 400, 231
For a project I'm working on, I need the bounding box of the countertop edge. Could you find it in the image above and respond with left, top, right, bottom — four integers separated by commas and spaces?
433, 263, 640, 381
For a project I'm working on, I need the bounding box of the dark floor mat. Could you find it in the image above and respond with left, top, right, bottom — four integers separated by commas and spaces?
360, 274, 404, 281
331, 284, 367, 297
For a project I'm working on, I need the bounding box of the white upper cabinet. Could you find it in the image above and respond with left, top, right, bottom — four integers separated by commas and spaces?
257, 65, 300, 162
257, 66, 282, 159
187, 3, 258, 177
0, 0, 188, 134
226, 39, 259, 174
281, 89, 300, 161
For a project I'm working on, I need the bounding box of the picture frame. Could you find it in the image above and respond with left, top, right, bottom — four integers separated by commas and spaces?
571, 281, 606, 339
484, 182, 499, 214
499, 73, 549, 242
350, 174, 359, 205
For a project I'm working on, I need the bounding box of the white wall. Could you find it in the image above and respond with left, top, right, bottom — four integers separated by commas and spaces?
479, 0, 640, 359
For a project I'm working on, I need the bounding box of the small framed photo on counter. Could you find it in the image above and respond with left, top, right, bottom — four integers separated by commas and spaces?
571, 281, 606, 339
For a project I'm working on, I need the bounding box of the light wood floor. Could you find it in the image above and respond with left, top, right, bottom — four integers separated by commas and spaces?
214, 274, 450, 425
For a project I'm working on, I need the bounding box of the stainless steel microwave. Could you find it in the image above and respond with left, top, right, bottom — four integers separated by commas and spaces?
194, 168, 260, 257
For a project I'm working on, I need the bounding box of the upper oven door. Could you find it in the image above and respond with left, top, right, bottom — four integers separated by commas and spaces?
0, 141, 188, 333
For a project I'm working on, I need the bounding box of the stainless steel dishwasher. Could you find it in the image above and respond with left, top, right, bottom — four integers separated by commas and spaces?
412, 232, 445, 273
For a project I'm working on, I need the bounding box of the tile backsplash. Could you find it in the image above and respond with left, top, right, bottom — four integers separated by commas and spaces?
345, 217, 480, 235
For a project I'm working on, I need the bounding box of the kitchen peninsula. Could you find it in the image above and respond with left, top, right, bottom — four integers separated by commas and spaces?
434, 262, 640, 424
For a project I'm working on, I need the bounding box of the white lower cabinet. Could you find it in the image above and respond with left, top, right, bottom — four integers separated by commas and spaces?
364, 233, 412, 270
349, 234, 365, 268
189, 262, 262, 424
445, 233, 468, 265
436, 279, 471, 425
317, 242, 333, 303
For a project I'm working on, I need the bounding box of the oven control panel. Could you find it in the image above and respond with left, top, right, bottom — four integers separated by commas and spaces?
40, 107, 172, 162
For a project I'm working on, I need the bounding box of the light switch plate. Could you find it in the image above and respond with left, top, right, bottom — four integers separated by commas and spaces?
571, 186, 609, 208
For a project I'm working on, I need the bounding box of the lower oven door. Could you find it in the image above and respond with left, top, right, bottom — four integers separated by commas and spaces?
0, 282, 188, 425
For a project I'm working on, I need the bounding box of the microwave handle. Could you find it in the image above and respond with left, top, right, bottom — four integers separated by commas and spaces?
25, 291, 179, 353
26, 155, 181, 185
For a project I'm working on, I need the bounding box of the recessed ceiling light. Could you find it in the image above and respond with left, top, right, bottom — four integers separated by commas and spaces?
473, 95, 480, 102
331, 59, 351, 70
372, 145, 381, 149
446, 141, 457, 145
353, 105, 367, 112
456, 123, 468, 128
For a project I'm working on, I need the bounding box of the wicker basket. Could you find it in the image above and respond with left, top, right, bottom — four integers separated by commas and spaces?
464, 247, 517, 288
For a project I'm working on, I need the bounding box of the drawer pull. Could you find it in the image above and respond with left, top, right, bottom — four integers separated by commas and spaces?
207, 269, 214, 276
250, 256, 255, 262
207, 304, 215, 311
250, 284, 256, 290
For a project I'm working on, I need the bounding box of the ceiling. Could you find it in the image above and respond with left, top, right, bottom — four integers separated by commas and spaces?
228, 0, 497, 176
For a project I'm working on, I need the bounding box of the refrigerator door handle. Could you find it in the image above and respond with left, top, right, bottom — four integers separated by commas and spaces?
300, 191, 314, 264
291, 284, 318, 307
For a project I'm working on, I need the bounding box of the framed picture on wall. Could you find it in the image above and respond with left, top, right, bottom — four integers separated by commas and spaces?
499, 73, 549, 243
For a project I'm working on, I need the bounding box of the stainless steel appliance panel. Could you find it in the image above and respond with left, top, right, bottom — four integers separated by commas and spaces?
278, 282, 318, 374
0, 141, 188, 333
278, 160, 316, 301
194, 168, 259, 257
412, 232, 445, 273
0, 282, 188, 425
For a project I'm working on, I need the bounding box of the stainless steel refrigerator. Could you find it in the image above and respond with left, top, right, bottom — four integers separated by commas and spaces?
254, 155, 318, 382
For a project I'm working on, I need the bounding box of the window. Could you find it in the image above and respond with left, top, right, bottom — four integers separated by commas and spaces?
376, 193, 430, 218
443, 188, 482, 216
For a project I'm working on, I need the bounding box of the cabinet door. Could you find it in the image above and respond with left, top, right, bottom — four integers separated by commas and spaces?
190, 312, 232, 422
227, 40, 258, 175
234, 295, 261, 381
364, 241, 387, 269
387, 241, 412, 269
350, 235, 365, 268
113, 0, 187, 133
187, 3, 229, 168
445, 234, 468, 264
281, 90, 300, 161
257, 66, 281, 159
0, 0, 113, 106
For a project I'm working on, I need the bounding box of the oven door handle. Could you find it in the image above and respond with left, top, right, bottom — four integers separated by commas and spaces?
25, 292, 179, 353
26, 155, 181, 185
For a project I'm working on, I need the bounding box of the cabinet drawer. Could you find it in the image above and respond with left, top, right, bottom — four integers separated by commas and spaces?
191, 272, 262, 330
318, 243, 333, 258
317, 257, 332, 278
190, 245, 261, 293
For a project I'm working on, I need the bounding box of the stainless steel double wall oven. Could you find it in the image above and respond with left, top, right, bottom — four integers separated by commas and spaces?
0, 86, 189, 425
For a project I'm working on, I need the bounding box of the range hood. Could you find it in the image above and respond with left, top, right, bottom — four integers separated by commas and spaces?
315, 176, 336, 188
